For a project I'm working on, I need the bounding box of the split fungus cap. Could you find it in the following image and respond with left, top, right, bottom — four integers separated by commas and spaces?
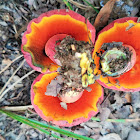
93, 17, 140, 92
31, 73, 103, 127
21, 9, 96, 73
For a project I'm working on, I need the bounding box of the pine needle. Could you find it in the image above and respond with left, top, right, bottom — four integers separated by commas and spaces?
0, 70, 35, 100
0, 110, 94, 140
0, 55, 23, 75
0, 59, 25, 96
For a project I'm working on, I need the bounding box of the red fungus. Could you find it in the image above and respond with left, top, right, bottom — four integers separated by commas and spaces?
31, 73, 103, 127
93, 17, 140, 92
21, 9, 95, 73
45, 34, 70, 66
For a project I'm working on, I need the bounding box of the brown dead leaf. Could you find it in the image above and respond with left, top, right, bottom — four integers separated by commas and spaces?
125, 93, 133, 113
93, 0, 119, 29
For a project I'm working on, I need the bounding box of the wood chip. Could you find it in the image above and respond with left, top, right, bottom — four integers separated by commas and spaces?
60, 102, 67, 110
125, 93, 131, 103
126, 22, 135, 31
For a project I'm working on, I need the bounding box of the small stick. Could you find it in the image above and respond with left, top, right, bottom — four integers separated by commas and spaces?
0, 105, 33, 111
68, 0, 99, 10
0, 59, 26, 96
8, 87, 26, 101
0, 70, 35, 100
0, 55, 23, 75
92, 117, 140, 123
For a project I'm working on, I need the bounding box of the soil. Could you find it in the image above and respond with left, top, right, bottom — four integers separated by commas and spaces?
99, 42, 132, 76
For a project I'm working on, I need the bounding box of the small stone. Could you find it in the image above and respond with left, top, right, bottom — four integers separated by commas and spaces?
127, 129, 140, 140
74, 128, 90, 136
16, 134, 26, 140
50, 0, 56, 4
4, 70, 10, 76
2, 35, 7, 41
99, 133, 122, 140
99, 108, 111, 121
31, 132, 38, 138
86, 121, 100, 128
90, 134, 100, 139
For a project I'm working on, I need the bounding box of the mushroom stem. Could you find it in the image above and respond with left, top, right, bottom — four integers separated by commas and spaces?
100, 43, 136, 77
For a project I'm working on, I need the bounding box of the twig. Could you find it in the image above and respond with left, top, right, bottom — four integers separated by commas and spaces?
0, 59, 26, 96
8, 87, 26, 101
15, 22, 28, 39
101, 92, 112, 105
0, 55, 23, 75
0, 70, 35, 100
68, 0, 99, 10
0, 105, 33, 111
11, 1, 28, 21
92, 117, 140, 123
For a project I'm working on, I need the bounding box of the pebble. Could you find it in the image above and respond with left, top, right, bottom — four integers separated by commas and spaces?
2, 35, 7, 41
85, 121, 100, 128
50, 0, 56, 5
99, 133, 122, 140
74, 128, 90, 136
99, 108, 111, 121
127, 129, 140, 140
117, 105, 131, 119
4, 70, 10, 76
90, 134, 100, 139
0, 21, 7, 26
31, 131, 38, 138
16, 133, 26, 140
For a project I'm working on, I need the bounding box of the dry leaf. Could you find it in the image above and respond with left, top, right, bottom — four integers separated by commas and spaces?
94, 0, 119, 29
60, 102, 67, 110
45, 75, 63, 97
125, 22, 135, 31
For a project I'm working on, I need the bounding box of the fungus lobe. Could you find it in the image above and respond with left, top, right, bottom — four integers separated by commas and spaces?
93, 17, 140, 92
21, 9, 95, 73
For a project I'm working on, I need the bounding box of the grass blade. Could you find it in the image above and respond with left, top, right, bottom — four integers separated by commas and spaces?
0, 110, 63, 140
62, 0, 73, 10
82, 0, 99, 13
0, 110, 94, 140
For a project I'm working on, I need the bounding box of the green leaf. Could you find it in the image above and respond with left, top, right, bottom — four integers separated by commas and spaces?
62, 0, 74, 11
0, 109, 95, 140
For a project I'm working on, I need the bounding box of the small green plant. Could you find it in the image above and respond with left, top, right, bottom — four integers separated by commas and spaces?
0, 109, 94, 140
